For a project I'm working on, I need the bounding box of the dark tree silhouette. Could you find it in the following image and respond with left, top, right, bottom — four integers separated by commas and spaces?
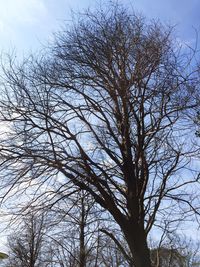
0, 3, 200, 267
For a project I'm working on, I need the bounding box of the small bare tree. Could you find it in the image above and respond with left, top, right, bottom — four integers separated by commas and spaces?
2, 212, 48, 267
48, 190, 103, 267
151, 233, 200, 267
0, 3, 200, 267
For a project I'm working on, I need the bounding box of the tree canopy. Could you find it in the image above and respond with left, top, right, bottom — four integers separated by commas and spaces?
0, 3, 200, 267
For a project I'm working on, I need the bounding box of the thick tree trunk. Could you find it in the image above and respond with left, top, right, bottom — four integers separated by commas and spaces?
109, 203, 152, 267
123, 223, 152, 267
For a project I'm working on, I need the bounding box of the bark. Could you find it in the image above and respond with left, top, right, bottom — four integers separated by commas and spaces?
79, 197, 86, 267
125, 225, 152, 267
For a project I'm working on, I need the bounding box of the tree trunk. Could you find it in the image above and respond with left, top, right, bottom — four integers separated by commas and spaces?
123, 223, 152, 267
79, 197, 86, 267
109, 205, 152, 267
79, 228, 86, 267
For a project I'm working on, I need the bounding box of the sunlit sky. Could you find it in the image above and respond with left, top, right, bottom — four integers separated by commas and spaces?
0, 0, 199, 56
0, 0, 200, 252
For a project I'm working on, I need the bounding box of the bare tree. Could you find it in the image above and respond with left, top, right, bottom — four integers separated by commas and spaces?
0, 3, 200, 267
95, 233, 128, 267
2, 192, 125, 267
151, 247, 187, 267
151, 233, 200, 267
2, 212, 48, 267
48, 190, 104, 267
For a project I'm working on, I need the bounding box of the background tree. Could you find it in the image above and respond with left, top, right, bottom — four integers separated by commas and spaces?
151, 233, 200, 267
0, 2, 200, 267
47, 190, 105, 267
2, 212, 49, 267
2, 193, 128, 267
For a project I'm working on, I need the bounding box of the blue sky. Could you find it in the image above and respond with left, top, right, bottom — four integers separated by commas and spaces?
0, 0, 200, 252
0, 0, 200, 56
